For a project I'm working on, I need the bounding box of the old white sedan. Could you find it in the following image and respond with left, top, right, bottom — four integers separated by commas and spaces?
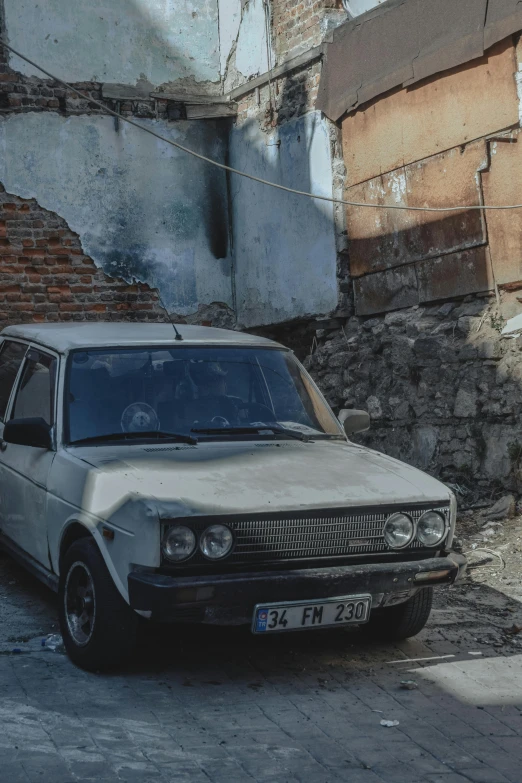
0, 323, 465, 670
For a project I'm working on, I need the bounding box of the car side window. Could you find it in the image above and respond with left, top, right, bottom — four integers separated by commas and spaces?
11, 349, 57, 426
0, 340, 28, 422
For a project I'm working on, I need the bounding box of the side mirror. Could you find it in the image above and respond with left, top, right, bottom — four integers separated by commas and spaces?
338, 409, 370, 436
3, 417, 52, 449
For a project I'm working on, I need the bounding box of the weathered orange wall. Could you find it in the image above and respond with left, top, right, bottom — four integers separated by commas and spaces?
346, 141, 488, 278
342, 36, 522, 316
342, 38, 518, 188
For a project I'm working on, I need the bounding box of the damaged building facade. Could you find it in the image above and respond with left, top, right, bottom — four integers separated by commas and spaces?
0, 0, 341, 327
5, 0, 522, 490
306, 0, 522, 493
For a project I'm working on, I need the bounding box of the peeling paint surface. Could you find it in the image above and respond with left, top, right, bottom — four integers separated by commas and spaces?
218, 0, 242, 76
229, 112, 338, 327
4, 0, 221, 86
235, 0, 270, 78
0, 112, 232, 314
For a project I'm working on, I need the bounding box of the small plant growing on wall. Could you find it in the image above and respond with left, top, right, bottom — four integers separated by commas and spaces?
490, 313, 506, 333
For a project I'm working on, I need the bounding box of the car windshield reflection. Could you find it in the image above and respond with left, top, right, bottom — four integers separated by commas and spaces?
66, 346, 344, 445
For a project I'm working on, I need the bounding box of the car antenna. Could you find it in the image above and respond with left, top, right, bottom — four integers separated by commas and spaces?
157, 292, 183, 341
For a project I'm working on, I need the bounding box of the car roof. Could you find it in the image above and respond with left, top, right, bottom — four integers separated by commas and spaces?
0, 323, 282, 353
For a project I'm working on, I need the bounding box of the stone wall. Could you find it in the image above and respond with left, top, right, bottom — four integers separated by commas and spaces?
301, 291, 522, 491
0, 185, 164, 326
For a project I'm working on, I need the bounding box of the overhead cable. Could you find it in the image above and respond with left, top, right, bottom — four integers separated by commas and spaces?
3, 39, 522, 213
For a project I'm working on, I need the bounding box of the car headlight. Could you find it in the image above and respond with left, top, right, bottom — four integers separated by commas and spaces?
417, 511, 447, 547
200, 524, 233, 560
162, 525, 197, 562
384, 513, 415, 549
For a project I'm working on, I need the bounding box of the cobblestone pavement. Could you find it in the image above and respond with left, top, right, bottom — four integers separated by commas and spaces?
1, 552, 522, 783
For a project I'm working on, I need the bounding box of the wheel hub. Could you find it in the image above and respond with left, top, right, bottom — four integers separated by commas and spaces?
64, 561, 96, 647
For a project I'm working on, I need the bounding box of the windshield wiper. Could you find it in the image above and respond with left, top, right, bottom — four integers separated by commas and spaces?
191, 425, 312, 442
70, 430, 198, 446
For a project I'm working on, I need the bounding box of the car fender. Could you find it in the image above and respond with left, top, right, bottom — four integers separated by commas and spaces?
57, 514, 131, 604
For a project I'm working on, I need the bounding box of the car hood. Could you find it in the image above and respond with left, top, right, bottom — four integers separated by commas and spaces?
71, 439, 452, 522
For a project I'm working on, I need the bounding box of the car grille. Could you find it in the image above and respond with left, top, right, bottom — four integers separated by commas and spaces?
163, 504, 450, 567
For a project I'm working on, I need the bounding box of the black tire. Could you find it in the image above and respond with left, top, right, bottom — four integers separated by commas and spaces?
58, 537, 138, 672
362, 588, 433, 642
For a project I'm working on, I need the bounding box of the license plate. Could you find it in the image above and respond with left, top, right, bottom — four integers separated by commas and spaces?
252, 595, 372, 634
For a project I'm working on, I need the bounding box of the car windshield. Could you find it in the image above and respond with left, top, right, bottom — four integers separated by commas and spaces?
65, 346, 344, 444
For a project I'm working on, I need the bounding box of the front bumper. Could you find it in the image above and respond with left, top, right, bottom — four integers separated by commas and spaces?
128, 552, 467, 624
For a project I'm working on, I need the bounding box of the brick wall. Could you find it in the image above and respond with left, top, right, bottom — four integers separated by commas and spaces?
0, 185, 165, 327
270, 0, 344, 62
236, 60, 322, 129
0, 46, 178, 121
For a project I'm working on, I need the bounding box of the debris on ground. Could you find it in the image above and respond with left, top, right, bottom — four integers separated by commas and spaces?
481, 494, 516, 521
434, 498, 522, 652
400, 680, 418, 690
43, 633, 64, 652
380, 720, 400, 727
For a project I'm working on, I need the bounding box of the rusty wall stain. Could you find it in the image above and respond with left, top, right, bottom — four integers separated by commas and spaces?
346, 141, 488, 278
482, 134, 522, 287
354, 265, 419, 317
416, 247, 494, 303
342, 39, 518, 188
355, 246, 494, 316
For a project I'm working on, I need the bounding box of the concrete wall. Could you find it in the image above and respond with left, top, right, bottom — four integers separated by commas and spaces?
220, 0, 272, 89
6, 0, 271, 89
230, 111, 338, 327
5, 0, 221, 88
0, 112, 232, 314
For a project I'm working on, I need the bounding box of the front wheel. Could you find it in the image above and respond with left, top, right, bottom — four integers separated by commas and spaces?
362, 587, 433, 642
58, 537, 138, 672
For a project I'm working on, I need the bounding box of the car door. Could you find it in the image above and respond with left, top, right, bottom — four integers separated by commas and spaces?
0, 345, 58, 568
0, 339, 29, 530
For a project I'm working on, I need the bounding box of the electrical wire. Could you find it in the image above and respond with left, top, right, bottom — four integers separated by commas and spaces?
4, 38, 522, 213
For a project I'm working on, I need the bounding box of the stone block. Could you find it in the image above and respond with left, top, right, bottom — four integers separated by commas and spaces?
454, 386, 478, 418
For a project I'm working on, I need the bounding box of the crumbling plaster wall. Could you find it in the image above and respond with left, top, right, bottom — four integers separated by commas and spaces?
0, 0, 238, 320
0, 112, 232, 315
0, 184, 165, 325
2, 0, 342, 328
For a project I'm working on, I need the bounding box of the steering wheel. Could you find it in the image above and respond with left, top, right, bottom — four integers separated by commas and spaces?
121, 402, 160, 433
211, 416, 230, 427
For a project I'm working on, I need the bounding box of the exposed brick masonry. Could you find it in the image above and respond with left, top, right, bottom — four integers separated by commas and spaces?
0, 49, 175, 121
0, 185, 164, 327
271, 0, 343, 61
236, 61, 322, 129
